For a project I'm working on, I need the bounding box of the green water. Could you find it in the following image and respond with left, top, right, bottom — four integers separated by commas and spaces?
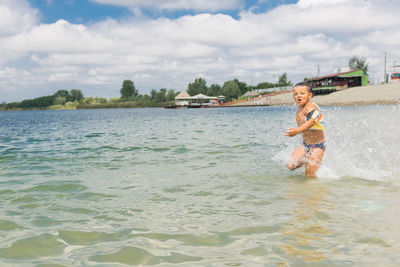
0, 106, 399, 266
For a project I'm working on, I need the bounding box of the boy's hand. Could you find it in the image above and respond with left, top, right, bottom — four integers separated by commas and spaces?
284, 128, 299, 137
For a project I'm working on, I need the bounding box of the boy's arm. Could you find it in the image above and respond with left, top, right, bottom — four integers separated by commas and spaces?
284, 118, 315, 137
285, 106, 318, 136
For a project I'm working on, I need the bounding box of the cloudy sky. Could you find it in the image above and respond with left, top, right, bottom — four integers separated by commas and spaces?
0, 0, 399, 102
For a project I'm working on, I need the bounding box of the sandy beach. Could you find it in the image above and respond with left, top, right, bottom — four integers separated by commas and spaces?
241, 82, 400, 106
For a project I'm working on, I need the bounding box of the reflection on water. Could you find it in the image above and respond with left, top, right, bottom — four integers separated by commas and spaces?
281, 179, 333, 263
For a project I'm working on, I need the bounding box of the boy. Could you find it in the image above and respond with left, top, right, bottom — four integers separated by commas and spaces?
284, 82, 325, 178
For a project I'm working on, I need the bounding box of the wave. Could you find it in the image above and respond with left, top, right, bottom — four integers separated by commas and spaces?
277, 105, 400, 181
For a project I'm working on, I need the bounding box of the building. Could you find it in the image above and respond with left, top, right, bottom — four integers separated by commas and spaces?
188, 94, 217, 107
174, 91, 191, 106
391, 72, 400, 82
174, 91, 225, 107
307, 69, 369, 95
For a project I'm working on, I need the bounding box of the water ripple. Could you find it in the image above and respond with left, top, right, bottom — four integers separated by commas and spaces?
0, 107, 399, 265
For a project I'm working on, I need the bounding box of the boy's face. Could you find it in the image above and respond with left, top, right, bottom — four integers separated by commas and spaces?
292, 85, 312, 106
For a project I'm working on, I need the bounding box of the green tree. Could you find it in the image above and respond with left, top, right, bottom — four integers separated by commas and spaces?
120, 80, 138, 99
82, 97, 95, 105
277, 73, 292, 87
54, 90, 69, 97
247, 85, 255, 91
233, 78, 248, 95
140, 94, 151, 102
221, 80, 241, 102
348, 56, 368, 73
207, 84, 221, 96
108, 97, 120, 103
70, 89, 84, 101
54, 89, 74, 102
53, 95, 67, 105
166, 89, 177, 101
150, 89, 157, 100
95, 97, 107, 104
256, 82, 275, 89
187, 77, 207, 96
18, 95, 55, 108
155, 89, 167, 103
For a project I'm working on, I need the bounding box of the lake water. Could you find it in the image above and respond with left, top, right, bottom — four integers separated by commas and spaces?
0, 105, 399, 266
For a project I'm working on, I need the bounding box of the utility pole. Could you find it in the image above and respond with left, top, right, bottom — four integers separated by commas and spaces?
317, 65, 320, 76
384, 52, 387, 83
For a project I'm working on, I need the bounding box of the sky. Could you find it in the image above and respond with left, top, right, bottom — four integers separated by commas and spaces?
0, 0, 399, 102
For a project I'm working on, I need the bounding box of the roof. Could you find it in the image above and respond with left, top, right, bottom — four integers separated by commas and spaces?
307, 69, 366, 81
175, 91, 221, 100
191, 94, 216, 100
192, 94, 207, 98
175, 91, 191, 100
244, 91, 259, 97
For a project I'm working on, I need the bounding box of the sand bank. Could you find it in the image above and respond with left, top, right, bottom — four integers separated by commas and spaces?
312, 82, 400, 106
242, 82, 400, 106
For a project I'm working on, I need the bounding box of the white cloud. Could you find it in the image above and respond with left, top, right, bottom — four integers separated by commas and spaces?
0, 0, 38, 37
89, 0, 243, 12
0, 0, 400, 101
297, 0, 353, 9
48, 72, 78, 82
5, 20, 115, 53
241, 0, 400, 35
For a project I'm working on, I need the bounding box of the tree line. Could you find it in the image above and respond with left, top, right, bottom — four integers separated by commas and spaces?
119, 72, 292, 103
3, 89, 84, 109
117, 80, 179, 107
0, 55, 369, 110
186, 73, 291, 101
0, 73, 291, 110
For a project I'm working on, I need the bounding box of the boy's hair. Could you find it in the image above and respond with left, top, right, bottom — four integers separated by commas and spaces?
293, 81, 312, 93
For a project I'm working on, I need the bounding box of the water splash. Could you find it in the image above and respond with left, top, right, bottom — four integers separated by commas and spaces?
275, 105, 400, 181
319, 105, 400, 181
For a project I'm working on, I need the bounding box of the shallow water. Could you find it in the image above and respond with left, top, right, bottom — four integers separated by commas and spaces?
0, 105, 399, 266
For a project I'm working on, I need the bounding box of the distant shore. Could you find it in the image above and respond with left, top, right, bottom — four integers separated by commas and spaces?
252, 82, 400, 106
2, 82, 399, 112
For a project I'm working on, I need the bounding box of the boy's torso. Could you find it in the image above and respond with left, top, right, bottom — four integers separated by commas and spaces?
296, 102, 325, 145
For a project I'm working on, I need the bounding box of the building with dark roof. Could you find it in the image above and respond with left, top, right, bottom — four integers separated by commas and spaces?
307, 69, 368, 95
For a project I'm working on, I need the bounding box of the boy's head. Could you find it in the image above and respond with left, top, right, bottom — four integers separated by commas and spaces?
292, 81, 312, 106
293, 81, 312, 92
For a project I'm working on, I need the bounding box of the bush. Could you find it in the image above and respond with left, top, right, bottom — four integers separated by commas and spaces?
49, 105, 64, 110
64, 101, 79, 109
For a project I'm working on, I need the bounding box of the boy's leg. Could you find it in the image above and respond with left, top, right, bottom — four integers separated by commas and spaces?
305, 148, 324, 178
286, 146, 306, 170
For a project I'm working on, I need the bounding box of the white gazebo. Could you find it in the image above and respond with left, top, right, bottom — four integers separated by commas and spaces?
175, 91, 191, 106
175, 91, 225, 107
189, 94, 217, 106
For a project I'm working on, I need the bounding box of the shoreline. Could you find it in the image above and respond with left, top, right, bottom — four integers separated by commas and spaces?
244, 82, 400, 106
2, 82, 399, 111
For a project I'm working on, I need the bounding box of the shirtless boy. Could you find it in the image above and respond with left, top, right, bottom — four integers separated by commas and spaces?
284, 82, 325, 178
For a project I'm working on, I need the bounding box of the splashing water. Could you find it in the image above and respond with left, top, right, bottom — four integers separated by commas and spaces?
319, 105, 400, 181
276, 104, 400, 181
